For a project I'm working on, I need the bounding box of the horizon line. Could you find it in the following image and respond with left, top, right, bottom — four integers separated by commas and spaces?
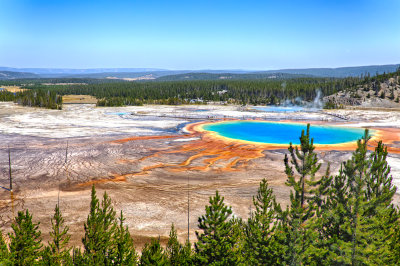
1, 63, 400, 72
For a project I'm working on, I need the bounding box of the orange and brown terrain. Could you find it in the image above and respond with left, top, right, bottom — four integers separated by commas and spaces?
1, 102, 400, 249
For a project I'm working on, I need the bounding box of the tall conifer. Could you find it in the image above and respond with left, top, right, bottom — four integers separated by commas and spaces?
46, 203, 71, 265
245, 179, 284, 264
282, 124, 322, 264
194, 191, 239, 265
140, 238, 168, 265
312, 130, 399, 264
8, 210, 43, 265
0, 231, 10, 263
82, 185, 117, 264
166, 223, 192, 265
114, 211, 138, 265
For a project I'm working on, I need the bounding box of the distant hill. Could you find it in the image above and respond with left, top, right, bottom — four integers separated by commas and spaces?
324, 69, 400, 108
253, 64, 400, 78
0, 67, 167, 75
0, 71, 39, 80
155, 72, 308, 81
61, 71, 188, 79
0, 64, 399, 80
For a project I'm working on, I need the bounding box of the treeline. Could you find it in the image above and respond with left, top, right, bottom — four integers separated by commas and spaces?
0, 89, 62, 109
1, 68, 399, 108
360, 67, 400, 85
352, 67, 400, 97
0, 91, 16, 102
20, 77, 364, 106
1, 126, 399, 265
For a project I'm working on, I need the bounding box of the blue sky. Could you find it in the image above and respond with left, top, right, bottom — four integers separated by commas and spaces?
1, 0, 399, 69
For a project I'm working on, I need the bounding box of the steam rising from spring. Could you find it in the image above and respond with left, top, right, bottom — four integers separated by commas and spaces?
310, 89, 323, 109
280, 87, 323, 109
256, 87, 323, 113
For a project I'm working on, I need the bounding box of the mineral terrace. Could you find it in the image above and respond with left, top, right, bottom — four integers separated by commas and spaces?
1, 102, 400, 248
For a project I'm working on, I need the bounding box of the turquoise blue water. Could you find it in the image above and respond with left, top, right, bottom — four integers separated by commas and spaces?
203, 121, 368, 145
106, 112, 131, 116
253, 106, 306, 112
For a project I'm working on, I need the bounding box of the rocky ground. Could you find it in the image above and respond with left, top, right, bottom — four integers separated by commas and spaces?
324, 76, 400, 108
1, 102, 400, 249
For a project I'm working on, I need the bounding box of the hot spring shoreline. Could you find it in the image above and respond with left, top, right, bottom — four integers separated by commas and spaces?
185, 119, 400, 153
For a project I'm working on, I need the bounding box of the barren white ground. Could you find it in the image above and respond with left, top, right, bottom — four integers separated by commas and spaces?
1, 102, 400, 186
1, 102, 400, 247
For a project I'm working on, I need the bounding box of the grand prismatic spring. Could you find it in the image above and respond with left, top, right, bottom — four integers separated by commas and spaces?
201, 121, 369, 145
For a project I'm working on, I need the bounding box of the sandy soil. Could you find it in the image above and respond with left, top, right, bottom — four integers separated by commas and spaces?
1, 102, 400, 249
0, 86, 25, 93
62, 95, 98, 104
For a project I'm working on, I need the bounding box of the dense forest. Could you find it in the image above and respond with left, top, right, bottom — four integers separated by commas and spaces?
0, 77, 362, 108
0, 89, 62, 109
1, 126, 399, 265
1, 68, 399, 109
21, 77, 364, 106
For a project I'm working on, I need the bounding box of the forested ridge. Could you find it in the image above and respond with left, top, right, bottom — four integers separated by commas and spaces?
0, 89, 62, 109
1, 127, 399, 265
0, 77, 362, 108
0, 68, 399, 109
324, 68, 400, 108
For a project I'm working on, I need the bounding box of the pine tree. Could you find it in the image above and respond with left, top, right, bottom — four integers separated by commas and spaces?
82, 185, 101, 262
140, 238, 168, 265
166, 223, 192, 265
82, 185, 117, 264
166, 224, 180, 264
229, 216, 246, 265
45, 203, 71, 265
311, 130, 400, 264
245, 179, 284, 264
0, 231, 10, 263
282, 124, 322, 264
71, 247, 86, 265
300, 165, 333, 265
389, 220, 400, 263
194, 190, 239, 265
365, 141, 397, 206
285, 124, 321, 211
318, 131, 371, 265
8, 210, 43, 265
362, 140, 399, 264
114, 211, 138, 265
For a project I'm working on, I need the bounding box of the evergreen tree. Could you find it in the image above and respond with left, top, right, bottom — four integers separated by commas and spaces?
166, 223, 192, 265
194, 191, 240, 265
227, 217, 246, 265
325, 131, 371, 264
361, 140, 398, 264
114, 211, 138, 265
140, 238, 168, 266
0, 231, 10, 264
245, 179, 284, 264
300, 165, 333, 265
312, 130, 399, 265
8, 210, 43, 265
285, 124, 321, 210
82, 185, 117, 264
389, 220, 400, 263
282, 124, 322, 264
45, 203, 71, 265
166, 223, 180, 264
41, 246, 56, 266
71, 247, 86, 265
